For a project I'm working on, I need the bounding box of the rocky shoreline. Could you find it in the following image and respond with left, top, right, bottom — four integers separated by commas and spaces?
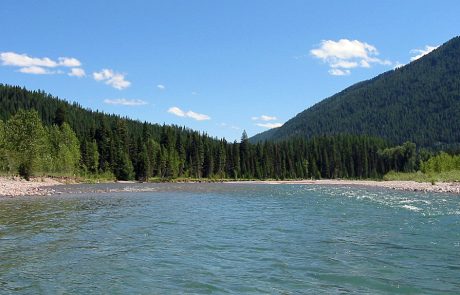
0, 177, 62, 197
235, 179, 460, 194
1, 177, 460, 197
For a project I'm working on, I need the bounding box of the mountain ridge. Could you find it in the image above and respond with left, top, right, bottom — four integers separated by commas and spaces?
251, 36, 460, 147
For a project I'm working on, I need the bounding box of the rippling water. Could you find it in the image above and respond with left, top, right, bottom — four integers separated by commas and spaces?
1, 183, 459, 294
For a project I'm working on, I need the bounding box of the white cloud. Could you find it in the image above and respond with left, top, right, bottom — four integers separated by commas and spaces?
0, 52, 82, 68
256, 122, 283, 129
310, 39, 392, 75
410, 45, 438, 61
186, 110, 210, 121
58, 57, 81, 67
191, 91, 198, 95
18, 66, 53, 75
68, 68, 86, 77
157, 84, 165, 90
328, 68, 350, 76
330, 60, 359, 69
93, 69, 131, 90
104, 98, 147, 106
1, 52, 58, 67
168, 107, 186, 117
168, 106, 210, 121
0, 51, 84, 77
252, 115, 277, 121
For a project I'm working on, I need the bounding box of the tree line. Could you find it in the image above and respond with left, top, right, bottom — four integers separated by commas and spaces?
0, 110, 80, 180
0, 109, 423, 181
1, 84, 451, 181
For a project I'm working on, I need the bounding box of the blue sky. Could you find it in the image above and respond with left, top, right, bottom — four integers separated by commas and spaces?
1, 1, 459, 141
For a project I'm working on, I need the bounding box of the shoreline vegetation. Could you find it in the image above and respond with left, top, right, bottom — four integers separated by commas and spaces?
1, 175, 459, 198
1, 86, 459, 196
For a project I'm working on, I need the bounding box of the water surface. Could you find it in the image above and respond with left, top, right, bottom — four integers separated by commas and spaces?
1, 183, 459, 294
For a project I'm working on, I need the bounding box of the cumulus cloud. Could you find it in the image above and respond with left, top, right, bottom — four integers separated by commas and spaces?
252, 115, 277, 121
0, 51, 84, 75
104, 98, 148, 106
310, 39, 391, 75
168, 106, 210, 121
410, 45, 438, 61
19, 66, 53, 75
0, 52, 82, 67
157, 84, 165, 90
93, 69, 131, 90
256, 122, 283, 129
0, 52, 58, 67
58, 57, 81, 67
68, 68, 86, 77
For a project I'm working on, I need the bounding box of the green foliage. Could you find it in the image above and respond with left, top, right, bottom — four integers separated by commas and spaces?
378, 141, 417, 173
0, 110, 81, 179
53, 105, 66, 126
0, 119, 7, 171
4, 110, 47, 179
384, 170, 460, 183
3, 84, 458, 182
252, 36, 460, 148
384, 151, 460, 183
420, 152, 460, 173
383, 171, 432, 182
81, 139, 99, 173
48, 123, 81, 175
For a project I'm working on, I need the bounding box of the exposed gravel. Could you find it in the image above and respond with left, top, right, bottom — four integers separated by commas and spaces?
1, 177, 460, 197
0, 177, 62, 197
232, 179, 460, 194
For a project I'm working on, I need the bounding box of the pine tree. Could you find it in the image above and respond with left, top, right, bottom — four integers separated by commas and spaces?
0, 119, 7, 171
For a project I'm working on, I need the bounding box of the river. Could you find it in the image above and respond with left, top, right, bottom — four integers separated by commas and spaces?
1, 183, 459, 294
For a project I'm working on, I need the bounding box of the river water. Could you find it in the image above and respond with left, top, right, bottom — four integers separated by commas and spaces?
0, 183, 459, 294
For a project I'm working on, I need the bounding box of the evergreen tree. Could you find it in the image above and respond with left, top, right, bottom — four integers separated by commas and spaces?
0, 119, 7, 171
81, 139, 99, 173
53, 105, 66, 126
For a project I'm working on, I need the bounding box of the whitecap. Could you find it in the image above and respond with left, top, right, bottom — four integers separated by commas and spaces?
401, 205, 421, 212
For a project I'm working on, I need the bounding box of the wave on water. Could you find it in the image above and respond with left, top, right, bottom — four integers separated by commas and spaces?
1, 183, 460, 293
401, 204, 422, 212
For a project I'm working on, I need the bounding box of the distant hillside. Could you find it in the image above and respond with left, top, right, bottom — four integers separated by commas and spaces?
251, 36, 460, 148
0, 84, 190, 142
0, 84, 225, 180
0, 84, 404, 181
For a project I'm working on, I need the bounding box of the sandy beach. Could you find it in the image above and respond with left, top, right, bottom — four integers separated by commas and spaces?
0, 177, 62, 197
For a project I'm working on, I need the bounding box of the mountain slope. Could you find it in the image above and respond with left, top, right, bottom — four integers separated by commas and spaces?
251, 36, 460, 147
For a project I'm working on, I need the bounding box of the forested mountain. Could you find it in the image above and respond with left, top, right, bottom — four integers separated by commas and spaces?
0, 84, 419, 180
251, 36, 460, 148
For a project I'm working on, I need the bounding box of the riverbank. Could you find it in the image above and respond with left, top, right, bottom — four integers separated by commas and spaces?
0, 177, 62, 197
1, 177, 460, 197
233, 179, 460, 194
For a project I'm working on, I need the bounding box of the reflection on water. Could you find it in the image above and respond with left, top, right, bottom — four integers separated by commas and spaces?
0, 183, 459, 293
